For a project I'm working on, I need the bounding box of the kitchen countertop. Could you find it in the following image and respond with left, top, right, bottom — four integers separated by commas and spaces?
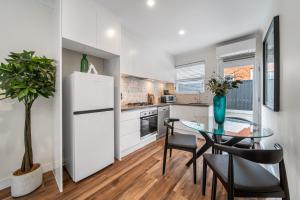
121, 103, 211, 112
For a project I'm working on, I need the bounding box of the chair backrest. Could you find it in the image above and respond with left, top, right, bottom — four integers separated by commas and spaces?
164, 118, 179, 142
226, 116, 256, 125
164, 118, 179, 129
214, 143, 289, 198
214, 143, 283, 164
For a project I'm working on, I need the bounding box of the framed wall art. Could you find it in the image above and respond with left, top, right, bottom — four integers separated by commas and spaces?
263, 15, 280, 111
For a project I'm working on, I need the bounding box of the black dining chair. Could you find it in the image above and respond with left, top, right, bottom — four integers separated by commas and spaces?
162, 118, 198, 184
202, 143, 290, 200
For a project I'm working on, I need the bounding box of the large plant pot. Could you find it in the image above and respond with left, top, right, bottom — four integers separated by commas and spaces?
11, 164, 42, 197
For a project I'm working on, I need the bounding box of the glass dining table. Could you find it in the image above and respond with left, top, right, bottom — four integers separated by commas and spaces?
181, 117, 274, 166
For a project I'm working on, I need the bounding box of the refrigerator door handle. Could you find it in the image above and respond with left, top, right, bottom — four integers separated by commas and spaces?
73, 108, 114, 115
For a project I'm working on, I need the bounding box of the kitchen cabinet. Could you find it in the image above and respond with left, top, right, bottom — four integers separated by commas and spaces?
120, 109, 140, 121
119, 110, 141, 157
120, 119, 140, 136
120, 29, 175, 82
62, 0, 97, 47
62, 0, 121, 55
119, 107, 157, 159
97, 6, 121, 55
170, 105, 213, 137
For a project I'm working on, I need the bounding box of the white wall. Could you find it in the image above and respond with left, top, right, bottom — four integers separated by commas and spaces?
0, 0, 61, 190
52, 0, 63, 192
62, 48, 104, 78
261, 0, 300, 198
103, 58, 121, 159
174, 45, 217, 104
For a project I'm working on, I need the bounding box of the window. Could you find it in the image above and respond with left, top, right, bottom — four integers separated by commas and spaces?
175, 61, 205, 93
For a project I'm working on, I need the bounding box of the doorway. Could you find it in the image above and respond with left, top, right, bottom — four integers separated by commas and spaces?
219, 52, 258, 122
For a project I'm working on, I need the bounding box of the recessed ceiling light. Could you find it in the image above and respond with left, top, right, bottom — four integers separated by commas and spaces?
106, 28, 116, 38
178, 29, 186, 36
147, 0, 155, 7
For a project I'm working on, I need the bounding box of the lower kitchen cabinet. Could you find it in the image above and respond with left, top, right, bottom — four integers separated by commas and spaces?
170, 105, 213, 137
119, 110, 140, 158
118, 105, 212, 159
120, 118, 140, 136
119, 108, 157, 159
119, 118, 140, 154
119, 131, 140, 152
117, 107, 157, 159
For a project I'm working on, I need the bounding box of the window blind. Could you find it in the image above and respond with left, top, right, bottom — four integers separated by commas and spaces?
175, 61, 205, 93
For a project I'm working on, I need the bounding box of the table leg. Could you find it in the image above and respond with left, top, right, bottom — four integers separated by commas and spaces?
213, 134, 222, 154
186, 131, 214, 167
186, 142, 212, 167
222, 137, 245, 146
186, 130, 247, 166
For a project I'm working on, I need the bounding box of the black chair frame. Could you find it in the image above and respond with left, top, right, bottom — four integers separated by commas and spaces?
162, 118, 198, 184
203, 143, 290, 200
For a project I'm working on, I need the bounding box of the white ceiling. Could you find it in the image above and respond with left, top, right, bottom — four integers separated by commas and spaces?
97, 0, 273, 55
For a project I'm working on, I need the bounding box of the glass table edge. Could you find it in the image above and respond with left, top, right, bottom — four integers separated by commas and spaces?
180, 120, 275, 139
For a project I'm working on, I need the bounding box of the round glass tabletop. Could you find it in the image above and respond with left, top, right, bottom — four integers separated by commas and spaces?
181, 117, 274, 139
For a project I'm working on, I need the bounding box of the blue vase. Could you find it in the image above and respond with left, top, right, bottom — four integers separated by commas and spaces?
213, 95, 226, 133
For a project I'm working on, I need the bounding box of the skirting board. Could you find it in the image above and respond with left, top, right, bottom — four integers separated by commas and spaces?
0, 162, 53, 190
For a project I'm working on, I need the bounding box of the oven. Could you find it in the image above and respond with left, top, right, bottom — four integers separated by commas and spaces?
140, 109, 158, 139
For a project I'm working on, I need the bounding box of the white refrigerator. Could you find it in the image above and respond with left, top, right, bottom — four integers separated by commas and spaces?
63, 72, 114, 182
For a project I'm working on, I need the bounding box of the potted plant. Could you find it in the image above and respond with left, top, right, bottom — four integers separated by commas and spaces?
207, 73, 242, 132
0, 50, 55, 197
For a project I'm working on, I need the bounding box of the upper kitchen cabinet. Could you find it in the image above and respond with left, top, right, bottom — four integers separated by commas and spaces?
62, 0, 121, 56
120, 30, 141, 76
121, 29, 175, 83
62, 0, 97, 47
97, 6, 121, 56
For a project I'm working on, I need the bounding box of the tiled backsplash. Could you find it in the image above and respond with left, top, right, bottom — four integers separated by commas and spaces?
120, 75, 212, 106
175, 93, 212, 104
121, 75, 174, 106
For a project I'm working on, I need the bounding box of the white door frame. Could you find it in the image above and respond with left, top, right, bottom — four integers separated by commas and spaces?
217, 53, 261, 124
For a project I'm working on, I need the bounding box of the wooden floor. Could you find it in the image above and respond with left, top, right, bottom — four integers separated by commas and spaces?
0, 139, 266, 200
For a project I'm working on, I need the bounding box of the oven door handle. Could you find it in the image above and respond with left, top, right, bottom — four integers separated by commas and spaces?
141, 115, 158, 120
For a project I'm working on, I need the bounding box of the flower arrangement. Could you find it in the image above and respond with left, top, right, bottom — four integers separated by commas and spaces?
206, 73, 242, 96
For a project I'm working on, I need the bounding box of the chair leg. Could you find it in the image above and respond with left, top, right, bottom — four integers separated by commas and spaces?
227, 184, 234, 200
169, 148, 172, 158
227, 192, 234, 200
283, 189, 290, 200
211, 173, 217, 200
193, 150, 197, 184
162, 146, 168, 175
202, 160, 207, 195
251, 138, 255, 149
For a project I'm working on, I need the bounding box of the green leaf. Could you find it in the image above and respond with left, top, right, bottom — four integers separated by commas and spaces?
18, 88, 29, 99
12, 85, 27, 89
28, 88, 37, 93
0, 50, 55, 103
